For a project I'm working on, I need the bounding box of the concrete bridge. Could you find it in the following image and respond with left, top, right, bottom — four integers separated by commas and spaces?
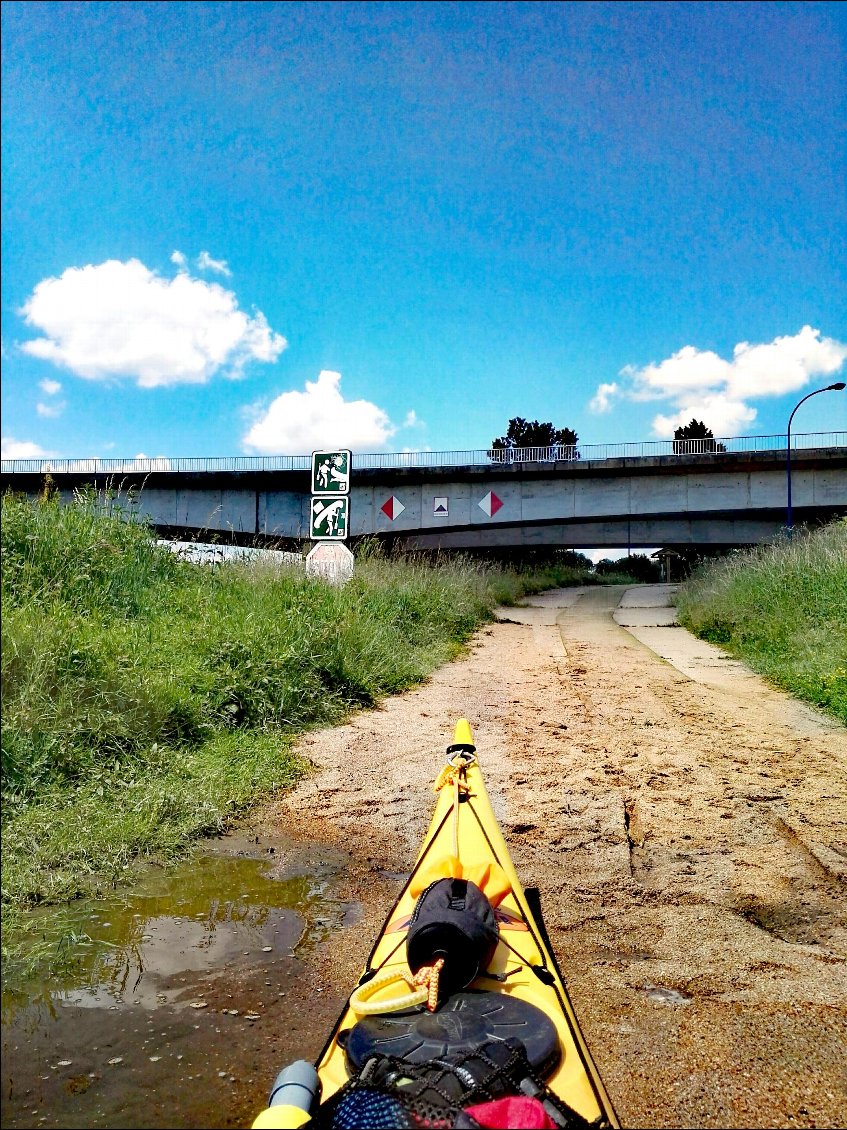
2, 434, 845, 550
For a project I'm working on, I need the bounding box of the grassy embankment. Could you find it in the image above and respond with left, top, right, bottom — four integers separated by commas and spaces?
1, 489, 622, 954
676, 519, 847, 722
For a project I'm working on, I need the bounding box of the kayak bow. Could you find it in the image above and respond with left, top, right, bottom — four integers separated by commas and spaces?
253, 720, 619, 1129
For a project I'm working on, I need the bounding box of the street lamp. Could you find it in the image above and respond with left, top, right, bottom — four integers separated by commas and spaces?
786, 382, 846, 531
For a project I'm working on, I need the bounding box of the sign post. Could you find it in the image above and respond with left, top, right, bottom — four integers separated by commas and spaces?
308, 449, 353, 581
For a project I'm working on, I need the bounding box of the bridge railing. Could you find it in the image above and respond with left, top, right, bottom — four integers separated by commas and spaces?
2, 431, 844, 475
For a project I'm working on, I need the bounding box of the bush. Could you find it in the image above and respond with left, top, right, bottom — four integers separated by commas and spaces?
594, 554, 662, 583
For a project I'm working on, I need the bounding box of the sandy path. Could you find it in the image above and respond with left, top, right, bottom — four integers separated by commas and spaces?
262, 584, 847, 1129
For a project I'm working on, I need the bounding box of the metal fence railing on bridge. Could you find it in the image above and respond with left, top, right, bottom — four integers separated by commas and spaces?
2, 431, 844, 476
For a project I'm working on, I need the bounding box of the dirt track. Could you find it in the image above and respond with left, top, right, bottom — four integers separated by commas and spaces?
264, 583, 847, 1129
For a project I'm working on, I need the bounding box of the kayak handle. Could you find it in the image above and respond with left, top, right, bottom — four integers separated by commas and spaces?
446, 746, 477, 768
349, 967, 429, 1016
445, 719, 476, 769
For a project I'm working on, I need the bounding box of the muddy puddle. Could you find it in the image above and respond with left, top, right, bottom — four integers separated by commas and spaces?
1, 831, 359, 1129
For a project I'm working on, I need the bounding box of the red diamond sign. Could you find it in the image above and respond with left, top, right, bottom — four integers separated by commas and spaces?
381, 495, 406, 520
478, 491, 503, 518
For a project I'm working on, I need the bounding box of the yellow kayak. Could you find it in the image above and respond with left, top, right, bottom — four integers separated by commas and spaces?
253, 721, 619, 1129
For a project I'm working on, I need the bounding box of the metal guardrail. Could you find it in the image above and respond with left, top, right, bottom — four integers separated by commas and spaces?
1, 432, 844, 476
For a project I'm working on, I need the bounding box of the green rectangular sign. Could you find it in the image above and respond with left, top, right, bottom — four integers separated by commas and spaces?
310, 495, 349, 539
311, 450, 351, 494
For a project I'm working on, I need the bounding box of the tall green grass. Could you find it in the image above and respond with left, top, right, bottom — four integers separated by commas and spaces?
675, 520, 847, 721
1, 489, 602, 943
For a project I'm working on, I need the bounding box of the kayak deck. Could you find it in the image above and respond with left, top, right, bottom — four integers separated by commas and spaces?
311, 724, 619, 1127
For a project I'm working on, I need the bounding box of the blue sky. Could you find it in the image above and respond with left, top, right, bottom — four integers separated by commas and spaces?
2, 0, 845, 461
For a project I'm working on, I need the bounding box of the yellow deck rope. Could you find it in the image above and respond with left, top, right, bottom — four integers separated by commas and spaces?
452, 773, 460, 857
349, 968, 428, 1016
349, 958, 445, 1016
434, 758, 471, 860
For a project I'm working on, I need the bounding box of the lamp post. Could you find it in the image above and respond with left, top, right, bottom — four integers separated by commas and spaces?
786, 382, 846, 531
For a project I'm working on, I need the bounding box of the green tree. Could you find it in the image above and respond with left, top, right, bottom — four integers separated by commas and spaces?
672, 419, 727, 455
489, 418, 579, 461
594, 554, 662, 583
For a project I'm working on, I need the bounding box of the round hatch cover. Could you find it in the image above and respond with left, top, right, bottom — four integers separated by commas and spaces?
344, 990, 560, 1077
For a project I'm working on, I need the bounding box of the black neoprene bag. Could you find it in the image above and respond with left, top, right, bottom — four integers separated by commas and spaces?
406, 877, 499, 998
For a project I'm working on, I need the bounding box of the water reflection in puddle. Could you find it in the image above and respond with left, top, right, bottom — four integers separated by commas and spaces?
4, 845, 349, 1017
1, 835, 357, 1129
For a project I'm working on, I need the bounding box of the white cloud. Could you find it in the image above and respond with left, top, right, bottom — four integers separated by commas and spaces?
243, 370, 407, 455
196, 251, 232, 277
621, 347, 732, 401
170, 250, 188, 269
1, 437, 55, 459
39, 378, 62, 395
726, 326, 847, 398
589, 382, 619, 413
19, 258, 287, 388
122, 454, 172, 470
36, 400, 66, 419
652, 397, 757, 439
0, 438, 172, 469
591, 327, 847, 437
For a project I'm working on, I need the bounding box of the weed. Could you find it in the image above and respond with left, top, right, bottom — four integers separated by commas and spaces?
1, 490, 608, 943
675, 520, 847, 722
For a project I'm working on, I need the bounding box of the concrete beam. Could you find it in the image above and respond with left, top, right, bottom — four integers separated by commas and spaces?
3, 447, 844, 549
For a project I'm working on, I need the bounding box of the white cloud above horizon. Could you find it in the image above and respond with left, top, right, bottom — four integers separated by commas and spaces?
196, 250, 232, 277
115, 454, 173, 470
36, 376, 66, 418
0, 436, 173, 468
588, 382, 619, 414
19, 258, 287, 388
36, 400, 66, 419
56, 453, 170, 471
1, 436, 55, 459
242, 370, 418, 455
589, 326, 847, 437
172, 249, 232, 276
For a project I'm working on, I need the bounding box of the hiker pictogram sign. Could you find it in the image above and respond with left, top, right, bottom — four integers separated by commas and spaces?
311, 496, 349, 539
311, 450, 351, 494
311, 449, 351, 540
